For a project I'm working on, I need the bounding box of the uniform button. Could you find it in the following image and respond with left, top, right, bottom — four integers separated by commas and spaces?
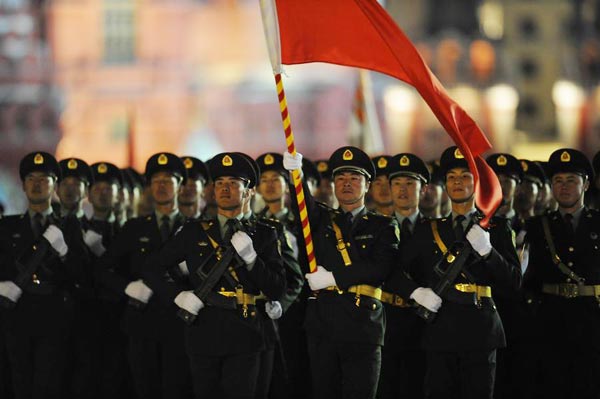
566, 278, 571, 283
372, 304, 377, 310
141, 248, 146, 253
568, 247, 574, 252
199, 253, 203, 257
362, 244, 366, 249
567, 262, 573, 267
527, 299, 532, 304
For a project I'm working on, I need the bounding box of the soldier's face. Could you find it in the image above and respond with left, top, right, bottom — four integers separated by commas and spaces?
514, 180, 538, 211
214, 176, 247, 211
150, 172, 179, 206
390, 176, 423, 211
258, 170, 287, 203
371, 175, 392, 206
420, 182, 442, 212
498, 174, 517, 205
90, 181, 118, 212
316, 178, 335, 207
57, 176, 86, 210
551, 172, 589, 209
334, 171, 369, 207
23, 172, 56, 205
179, 178, 204, 205
445, 168, 475, 203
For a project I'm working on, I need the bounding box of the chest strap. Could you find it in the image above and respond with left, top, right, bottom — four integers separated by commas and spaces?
330, 214, 352, 266
540, 216, 585, 285
431, 221, 448, 254
201, 222, 240, 283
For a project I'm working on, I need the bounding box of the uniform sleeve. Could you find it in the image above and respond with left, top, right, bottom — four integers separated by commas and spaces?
236, 226, 286, 300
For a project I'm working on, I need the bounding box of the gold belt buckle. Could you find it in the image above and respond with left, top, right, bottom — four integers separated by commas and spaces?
559, 284, 578, 298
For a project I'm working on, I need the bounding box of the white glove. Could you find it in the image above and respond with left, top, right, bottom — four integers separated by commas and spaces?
410, 287, 442, 312
0, 281, 22, 303
174, 291, 204, 315
43, 225, 68, 257
83, 229, 106, 256
305, 266, 336, 291
124, 279, 153, 304
178, 260, 189, 276
466, 224, 492, 257
231, 231, 257, 268
265, 301, 283, 320
283, 151, 303, 171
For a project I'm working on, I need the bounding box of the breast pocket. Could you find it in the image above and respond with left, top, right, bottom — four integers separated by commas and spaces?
354, 234, 374, 254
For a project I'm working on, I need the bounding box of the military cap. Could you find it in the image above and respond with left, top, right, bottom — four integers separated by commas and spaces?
209, 152, 256, 187
519, 160, 547, 187
59, 158, 93, 185
181, 156, 209, 183
315, 159, 332, 180
328, 146, 375, 181
547, 148, 594, 180
387, 153, 430, 184
371, 155, 392, 179
145, 152, 187, 183
91, 162, 123, 186
439, 146, 469, 175
256, 153, 286, 178
593, 150, 600, 176
302, 157, 321, 185
235, 152, 259, 189
19, 151, 61, 181
486, 153, 523, 183
427, 160, 445, 186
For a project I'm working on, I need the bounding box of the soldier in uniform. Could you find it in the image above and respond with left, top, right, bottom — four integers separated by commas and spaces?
368, 156, 394, 216
57, 158, 92, 219
389, 146, 521, 399
95, 153, 192, 399
535, 161, 557, 215
486, 153, 523, 222
585, 150, 600, 210
514, 160, 547, 244
123, 167, 144, 220
378, 153, 431, 399
419, 161, 445, 219
522, 148, 600, 399
179, 156, 209, 219
143, 152, 286, 399
0, 152, 89, 399
89, 162, 123, 225
283, 146, 402, 399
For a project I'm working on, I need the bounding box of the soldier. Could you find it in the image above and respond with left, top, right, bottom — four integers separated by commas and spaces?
0, 152, 89, 399
123, 167, 144, 220
179, 156, 209, 219
585, 150, 600, 209
95, 153, 192, 399
419, 161, 445, 219
368, 156, 394, 216
389, 146, 521, 399
144, 152, 286, 398
486, 153, 523, 222
57, 158, 93, 219
535, 161, 557, 215
283, 146, 402, 399
314, 159, 337, 208
522, 148, 600, 399
89, 162, 123, 224
302, 157, 321, 197
254, 152, 304, 398
378, 153, 431, 399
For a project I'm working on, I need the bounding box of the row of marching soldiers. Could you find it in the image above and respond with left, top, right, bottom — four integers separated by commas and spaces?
0, 144, 598, 399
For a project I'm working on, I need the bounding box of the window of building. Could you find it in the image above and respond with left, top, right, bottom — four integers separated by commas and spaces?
103, 0, 135, 65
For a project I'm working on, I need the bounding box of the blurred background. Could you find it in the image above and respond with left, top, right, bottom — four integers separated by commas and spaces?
1, 0, 600, 213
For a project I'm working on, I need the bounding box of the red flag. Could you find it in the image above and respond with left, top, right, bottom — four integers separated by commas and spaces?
273, 0, 501, 222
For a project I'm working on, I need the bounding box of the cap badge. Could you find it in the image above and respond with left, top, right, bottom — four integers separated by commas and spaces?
98, 163, 108, 174
317, 162, 328, 172
222, 155, 233, 166
342, 149, 354, 161
67, 159, 78, 169
521, 161, 529, 172
497, 155, 507, 166
183, 158, 193, 169
560, 151, 571, 163
264, 154, 275, 165
33, 153, 44, 165
400, 155, 410, 166
158, 154, 168, 165
454, 148, 464, 159
377, 157, 388, 168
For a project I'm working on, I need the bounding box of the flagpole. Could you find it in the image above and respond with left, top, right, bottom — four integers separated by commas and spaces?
274, 73, 318, 273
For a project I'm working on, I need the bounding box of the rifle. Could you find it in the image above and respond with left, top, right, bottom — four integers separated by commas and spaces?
0, 239, 52, 309
414, 222, 480, 323
177, 245, 242, 325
